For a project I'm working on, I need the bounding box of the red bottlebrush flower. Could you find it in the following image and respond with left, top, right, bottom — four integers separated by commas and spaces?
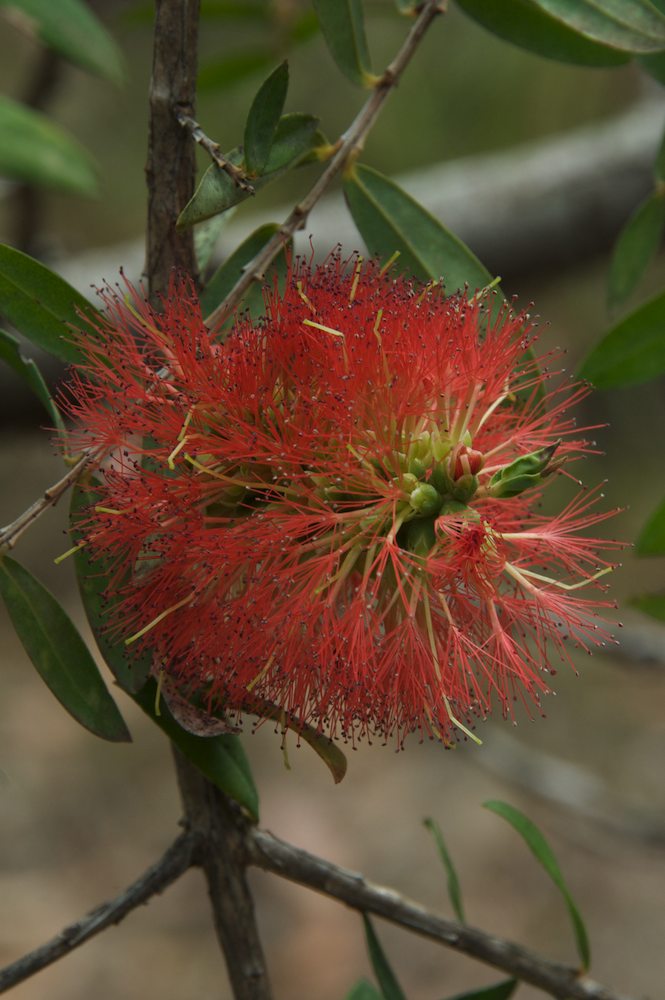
65, 255, 621, 747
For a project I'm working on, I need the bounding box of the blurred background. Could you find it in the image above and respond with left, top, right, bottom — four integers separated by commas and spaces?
1, 2, 664, 998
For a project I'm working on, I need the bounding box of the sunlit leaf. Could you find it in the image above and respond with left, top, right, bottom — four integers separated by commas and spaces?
630, 592, 665, 621
177, 114, 319, 228
0, 327, 65, 433
578, 288, 665, 388
484, 800, 590, 970
0, 555, 131, 742
71, 481, 152, 694
441, 980, 518, 1000
344, 163, 494, 293
0, 244, 101, 363
363, 914, 406, 1000
0, 0, 124, 83
456, 0, 631, 65
530, 0, 665, 52
134, 679, 259, 820
244, 60, 289, 176
636, 497, 665, 555
607, 190, 665, 311
312, 0, 373, 85
423, 817, 465, 922
0, 95, 97, 196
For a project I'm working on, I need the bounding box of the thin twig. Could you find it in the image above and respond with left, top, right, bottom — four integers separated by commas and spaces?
175, 108, 255, 194
0, 450, 95, 553
247, 827, 635, 1000
204, 0, 446, 333
0, 832, 200, 994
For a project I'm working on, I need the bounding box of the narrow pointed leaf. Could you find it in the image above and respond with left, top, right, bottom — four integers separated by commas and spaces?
0, 244, 101, 363
244, 60, 289, 176
362, 915, 406, 1000
630, 593, 665, 622
423, 817, 465, 922
134, 679, 259, 820
608, 191, 665, 311
441, 980, 518, 1000
0, 0, 124, 83
346, 981, 383, 1000
249, 696, 347, 783
530, 0, 665, 53
0, 95, 97, 196
312, 0, 372, 85
177, 114, 319, 228
0, 555, 131, 742
635, 497, 665, 555
71, 482, 152, 694
484, 800, 590, 970
344, 163, 495, 294
456, 0, 630, 65
201, 223, 280, 318
0, 328, 65, 433
578, 288, 665, 388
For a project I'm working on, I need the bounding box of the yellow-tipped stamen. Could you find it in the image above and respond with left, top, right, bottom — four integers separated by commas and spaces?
471, 275, 502, 301
443, 694, 482, 745
247, 652, 275, 693
297, 280, 317, 313
504, 562, 613, 593
302, 318, 349, 370
154, 668, 165, 717
54, 540, 87, 565
124, 593, 195, 646
94, 506, 127, 515
167, 435, 189, 470
348, 256, 364, 303
184, 454, 292, 493
178, 406, 195, 441
415, 279, 439, 307
379, 250, 401, 276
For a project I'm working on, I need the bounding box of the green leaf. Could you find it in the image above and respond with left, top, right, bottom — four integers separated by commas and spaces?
177, 114, 319, 228
345, 981, 383, 1000
456, 0, 631, 66
71, 482, 152, 694
578, 288, 665, 388
201, 223, 280, 318
607, 191, 665, 311
484, 800, 590, 970
655, 120, 665, 183
244, 60, 289, 176
312, 0, 373, 85
0, 244, 101, 363
362, 915, 406, 1000
630, 593, 665, 622
530, 0, 665, 53
636, 497, 665, 555
441, 981, 518, 1000
198, 48, 275, 92
344, 164, 495, 294
134, 679, 259, 820
194, 209, 237, 274
0, 0, 124, 83
423, 817, 465, 923
0, 95, 97, 196
0, 555, 131, 742
0, 327, 65, 433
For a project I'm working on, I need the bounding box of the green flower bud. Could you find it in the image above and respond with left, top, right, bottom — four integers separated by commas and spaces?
403, 516, 437, 556
409, 482, 442, 516
489, 441, 560, 499
451, 473, 478, 503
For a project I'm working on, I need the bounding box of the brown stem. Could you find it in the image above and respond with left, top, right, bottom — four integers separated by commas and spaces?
247, 828, 635, 1000
173, 751, 273, 999
145, 0, 200, 299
